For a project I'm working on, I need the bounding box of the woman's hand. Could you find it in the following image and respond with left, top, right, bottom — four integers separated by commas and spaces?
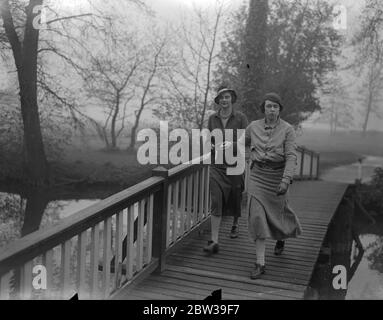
216, 141, 233, 150
276, 181, 289, 196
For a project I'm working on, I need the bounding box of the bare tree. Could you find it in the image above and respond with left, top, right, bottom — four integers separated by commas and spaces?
79, 32, 142, 150
319, 75, 355, 135
128, 34, 168, 150
358, 53, 383, 136
0, 0, 146, 184
154, 1, 226, 130
353, 0, 383, 136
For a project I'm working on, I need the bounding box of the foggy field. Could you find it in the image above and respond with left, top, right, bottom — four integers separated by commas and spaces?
297, 128, 383, 173
297, 128, 383, 155
57, 127, 383, 185
60, 134, 153, 188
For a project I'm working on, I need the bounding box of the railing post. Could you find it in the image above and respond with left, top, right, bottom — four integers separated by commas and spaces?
300, 148, 305, 179
152, 167, 169, 274
310, 151, 314, 180
316, 153, 320, 180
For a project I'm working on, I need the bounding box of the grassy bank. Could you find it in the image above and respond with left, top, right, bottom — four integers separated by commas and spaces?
1, 128, 382, 187
297, 128, 383, 174
319, 151, 362, 174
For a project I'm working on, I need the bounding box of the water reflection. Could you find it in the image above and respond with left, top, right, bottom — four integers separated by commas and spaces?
0, 184, 121, 250
307, 190, 383, 300
347, 235, 383, 299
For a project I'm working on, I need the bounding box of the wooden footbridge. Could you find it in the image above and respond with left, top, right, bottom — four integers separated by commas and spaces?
0, 147, 350, 300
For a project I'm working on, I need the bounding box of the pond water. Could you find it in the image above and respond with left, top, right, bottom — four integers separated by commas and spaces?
0, 192, 101, 249
347, 234, 383, 299
308, 155, 383, 300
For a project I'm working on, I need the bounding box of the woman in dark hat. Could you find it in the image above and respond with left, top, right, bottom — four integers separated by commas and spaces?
244, 92, 302, 279
203, 86, 248, 253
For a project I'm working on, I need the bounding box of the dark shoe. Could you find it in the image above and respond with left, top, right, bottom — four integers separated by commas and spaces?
203, 241, 219, 254
230, 225, 239, 239
274, 240, 285, 256
250, 263, 266, 279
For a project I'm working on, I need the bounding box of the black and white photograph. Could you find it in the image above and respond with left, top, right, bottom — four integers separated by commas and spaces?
0, 0, 383, 304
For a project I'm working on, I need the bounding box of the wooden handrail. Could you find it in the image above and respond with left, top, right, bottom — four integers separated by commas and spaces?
0, 176, 163, 277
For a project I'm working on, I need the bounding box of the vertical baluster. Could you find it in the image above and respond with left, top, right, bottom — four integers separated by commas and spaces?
90, 224, 100, 299
310, 151, 314, 179
61, 240, 71, 299
295, 149, 302, 179
193, 171, 199, 225
300, 149, 305, 179
172, 181, 179, 242
21, 261, 33, 300
187, 175, 193, 231
43, 249, 54, 299
102, 217, 112, 298
137, 200, 145, 272
126, 206, 134, 280
146, 194, 154, 264
204, 166, 210, 217
199, 167, 205, 221
179, 178, 186, 236
0, 272, 11, 300
166, 184, 172, 247
77, 231, 87, 299
115, 211, 123, 289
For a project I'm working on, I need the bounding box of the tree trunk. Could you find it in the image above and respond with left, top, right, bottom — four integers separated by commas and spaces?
129, 123, 138, 150
2, 0, 49, 185
21, 188, 49, 237
242, 0, 269, 121
19, 85, 49, 185
18, 0, 49, 185
110, 92, 121, 150
362, 90, 373, 137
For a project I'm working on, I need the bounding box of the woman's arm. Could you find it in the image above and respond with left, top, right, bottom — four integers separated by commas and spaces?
282, 126, 297, 184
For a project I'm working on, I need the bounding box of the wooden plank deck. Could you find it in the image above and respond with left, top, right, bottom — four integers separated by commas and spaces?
114, 180, 349, 300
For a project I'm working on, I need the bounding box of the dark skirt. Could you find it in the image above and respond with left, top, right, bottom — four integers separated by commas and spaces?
247, 164, 302, 240
210, 165, 244, 217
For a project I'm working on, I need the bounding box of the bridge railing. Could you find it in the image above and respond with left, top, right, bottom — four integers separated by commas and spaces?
0, 145, 318, 300
295, 146, 320, 180
0, 163, 210, 300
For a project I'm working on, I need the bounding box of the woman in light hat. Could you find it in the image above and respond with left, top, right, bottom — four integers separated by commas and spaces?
203, 86, 248, 253
245, 92, 302, 279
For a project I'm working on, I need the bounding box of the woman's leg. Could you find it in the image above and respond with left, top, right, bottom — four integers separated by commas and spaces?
250, 238, 266, 279
203, 179, 222, 253
211, 215, 222, 244
230, 186, 242, 238
255, 239, 266, 266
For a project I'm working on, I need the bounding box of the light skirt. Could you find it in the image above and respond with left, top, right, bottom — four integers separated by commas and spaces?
247, 164, 302, 241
